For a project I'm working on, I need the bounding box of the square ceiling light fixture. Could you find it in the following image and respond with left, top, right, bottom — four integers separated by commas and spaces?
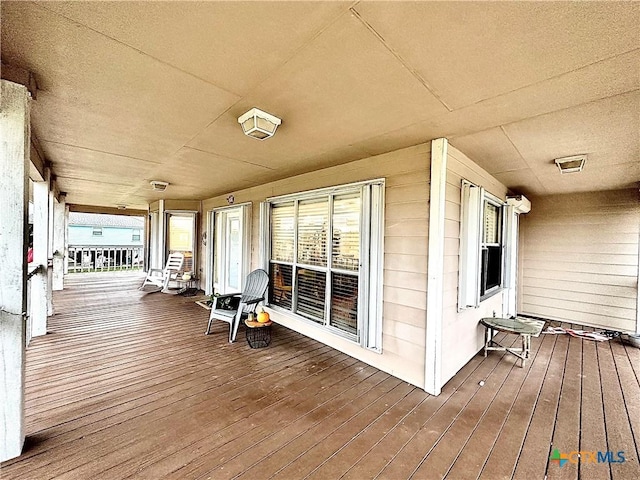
554, 154, 587, 174
238, 107, 281, 140
150, 180, 169, 192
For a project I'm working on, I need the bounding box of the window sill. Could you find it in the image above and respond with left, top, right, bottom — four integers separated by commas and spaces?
267, 304, 360, 344
480, 287, 503, 302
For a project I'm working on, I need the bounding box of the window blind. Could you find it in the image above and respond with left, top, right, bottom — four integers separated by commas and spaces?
271, 202, 294, 263
483, 202, 500, 245
297, 199, 328, 267
332, 194, 360, 271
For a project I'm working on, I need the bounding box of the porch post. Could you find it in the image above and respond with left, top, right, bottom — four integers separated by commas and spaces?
31, 168, 50, 336
425, 138, 448, 396
503, 206, 518, 318
63, 204, 70, 274
52, 194, 66, 290
47, 178, 54, 315
158, 199, 166, 268
0, 80, 29, 462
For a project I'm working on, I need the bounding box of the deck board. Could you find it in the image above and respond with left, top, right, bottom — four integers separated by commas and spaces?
598, 341, 639, 480
509, 329, 575, 480
411, 335, 529, 479
547, 333, 582, 480
444, 332, 547, 480
479, 331, 565, 479
1, 272, 638, 479
580, 339, 609, 480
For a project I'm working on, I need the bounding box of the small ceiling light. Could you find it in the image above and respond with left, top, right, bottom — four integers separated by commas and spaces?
150, 180, 169, 191
116, 204, 127, 210
554, 154, 586, 174
238, 107, 281, 140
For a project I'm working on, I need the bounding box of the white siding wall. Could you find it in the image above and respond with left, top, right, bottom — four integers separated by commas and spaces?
519, 189, 639, 333
201, 144, 431, 388
441, 146, 508, 386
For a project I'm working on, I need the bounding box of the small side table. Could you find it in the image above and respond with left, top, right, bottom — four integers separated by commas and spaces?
480, 317, 545, 367
177, 276, 198, 296
244, 319, 273, 348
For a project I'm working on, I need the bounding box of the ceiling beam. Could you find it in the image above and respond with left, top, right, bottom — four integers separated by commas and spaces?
1, 64, 50, 184
29, 138, 46, 182
68, 204, 148, 217
1, 62, 37, 100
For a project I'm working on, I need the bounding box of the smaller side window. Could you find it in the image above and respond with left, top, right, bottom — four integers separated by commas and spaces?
132, 229, 141, 241
481, 200, 502, 298
458, 181, 505, 310
92, 227, 103, 236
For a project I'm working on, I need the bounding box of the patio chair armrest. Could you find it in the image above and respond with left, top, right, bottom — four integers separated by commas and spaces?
241, 295, 264, 306
213, 292, 241, 301
168, 270, 183, 280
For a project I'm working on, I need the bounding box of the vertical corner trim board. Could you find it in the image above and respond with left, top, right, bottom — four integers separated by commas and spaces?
425, 138, 448, 396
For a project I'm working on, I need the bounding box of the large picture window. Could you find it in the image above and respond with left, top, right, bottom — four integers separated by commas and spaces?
263, 180, 384, 350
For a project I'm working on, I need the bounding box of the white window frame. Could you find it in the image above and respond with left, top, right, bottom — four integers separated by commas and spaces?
480, 195, 504, 300
458, 180, 505, 310
165, 210, 198, 272
261, 179, 384, 352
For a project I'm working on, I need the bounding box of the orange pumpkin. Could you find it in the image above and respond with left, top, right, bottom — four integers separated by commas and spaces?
257, 309, 270, 323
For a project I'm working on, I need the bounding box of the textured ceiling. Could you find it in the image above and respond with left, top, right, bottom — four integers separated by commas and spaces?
1, 1, 638, 209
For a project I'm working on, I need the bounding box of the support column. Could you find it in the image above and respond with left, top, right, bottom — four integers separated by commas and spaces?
47, 179, 54, 315
53, 194, 66, 291
158, 199, 166, 268
504, 196, 531, 319
502, 206, 519, 318
63, 204, 69, 275
31, 169, 50, 337
0, 80, 29, 462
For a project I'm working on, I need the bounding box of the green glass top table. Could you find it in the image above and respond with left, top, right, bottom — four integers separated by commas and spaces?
480, 317, 545, 367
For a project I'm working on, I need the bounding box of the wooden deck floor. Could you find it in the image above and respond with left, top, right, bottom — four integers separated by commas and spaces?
1, 272, 638, 480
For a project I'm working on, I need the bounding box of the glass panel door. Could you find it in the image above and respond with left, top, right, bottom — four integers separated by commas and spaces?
226, 212, 242, 291
166, 212, 196, 272
213, 206, 247, 294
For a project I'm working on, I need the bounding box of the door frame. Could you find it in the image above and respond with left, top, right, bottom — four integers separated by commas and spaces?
206, 203, 252, 296
164, 210, 198, 273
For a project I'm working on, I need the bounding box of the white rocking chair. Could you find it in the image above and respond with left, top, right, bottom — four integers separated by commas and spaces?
140, 252, 184, 292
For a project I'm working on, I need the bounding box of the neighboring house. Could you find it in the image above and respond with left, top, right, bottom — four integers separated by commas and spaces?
68, 213, 145, 271
68, 212, 144, 246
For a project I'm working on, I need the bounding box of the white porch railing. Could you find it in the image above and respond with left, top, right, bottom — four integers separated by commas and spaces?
68, 245, 144, 273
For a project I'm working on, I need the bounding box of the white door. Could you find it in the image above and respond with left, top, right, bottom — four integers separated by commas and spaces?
212, 206, 250, 294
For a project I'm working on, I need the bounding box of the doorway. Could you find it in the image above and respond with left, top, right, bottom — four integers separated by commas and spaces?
210, 205, 251, 295
165, 211, 197, 273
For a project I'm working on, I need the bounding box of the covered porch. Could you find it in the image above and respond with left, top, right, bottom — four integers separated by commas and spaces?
1, 1, 639, 472
2, 273, 638, 479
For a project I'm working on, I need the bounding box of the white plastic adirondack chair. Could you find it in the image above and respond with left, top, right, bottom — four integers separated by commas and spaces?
140, 252, 184, 292
205, 269, 269, 342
